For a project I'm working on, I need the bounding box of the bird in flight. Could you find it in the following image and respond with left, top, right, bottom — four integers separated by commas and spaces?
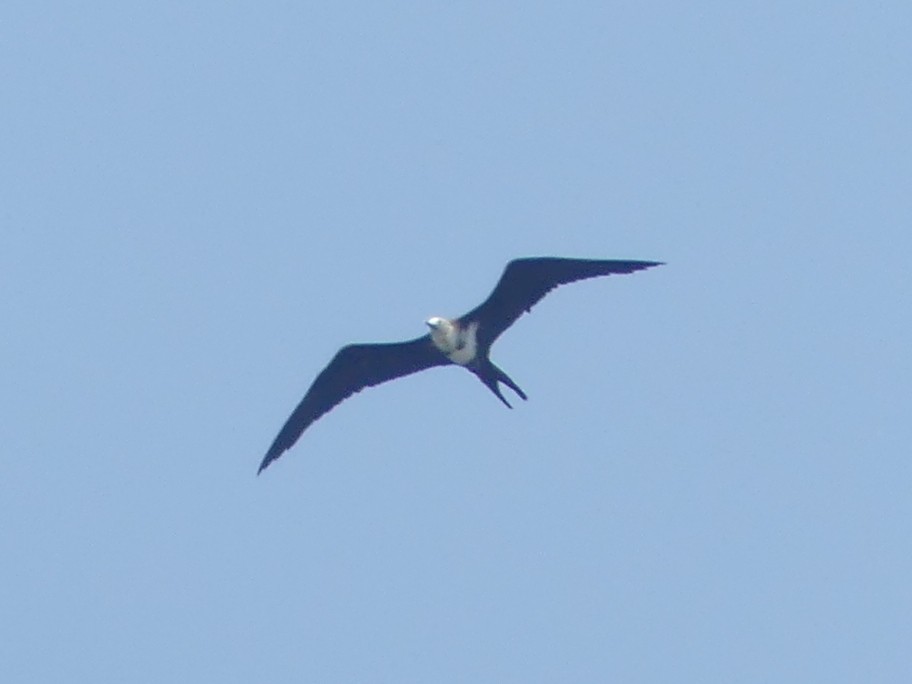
258, 256, 662, 473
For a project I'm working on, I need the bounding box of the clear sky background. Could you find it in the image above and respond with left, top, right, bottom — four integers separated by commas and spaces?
2, 3, 910, 682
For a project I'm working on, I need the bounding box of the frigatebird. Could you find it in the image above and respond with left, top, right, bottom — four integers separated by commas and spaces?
258, 257, 662, 473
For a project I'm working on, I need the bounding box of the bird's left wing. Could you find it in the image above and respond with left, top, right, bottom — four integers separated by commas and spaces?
461, 257, 663, 347
259, 335, 449, 473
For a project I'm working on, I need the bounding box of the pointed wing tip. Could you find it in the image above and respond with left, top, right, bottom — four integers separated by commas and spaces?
626, 260, 664, 273
257, 448, 284, 475
610, 259, 664, 274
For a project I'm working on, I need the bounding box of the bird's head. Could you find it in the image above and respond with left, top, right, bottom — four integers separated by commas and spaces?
425, 316, 457, 352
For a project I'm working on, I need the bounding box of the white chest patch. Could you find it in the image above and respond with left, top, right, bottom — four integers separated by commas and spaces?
447, 321, 479, 365
430, 319, 479, 366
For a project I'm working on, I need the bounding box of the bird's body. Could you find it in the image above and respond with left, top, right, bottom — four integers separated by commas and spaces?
258, 257, 662, 473
426, 317, 479, 365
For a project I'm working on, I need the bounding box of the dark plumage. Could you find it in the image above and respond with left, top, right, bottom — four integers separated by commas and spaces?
258, 257, 662, 473
258, 337, 449, 474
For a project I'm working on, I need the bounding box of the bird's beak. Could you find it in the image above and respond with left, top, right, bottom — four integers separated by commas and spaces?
425, 321, 436, 329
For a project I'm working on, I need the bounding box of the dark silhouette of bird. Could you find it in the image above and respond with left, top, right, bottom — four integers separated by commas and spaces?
259, 257, 662, 473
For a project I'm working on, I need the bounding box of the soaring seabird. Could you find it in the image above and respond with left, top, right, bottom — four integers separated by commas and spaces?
258, 257, 662, 473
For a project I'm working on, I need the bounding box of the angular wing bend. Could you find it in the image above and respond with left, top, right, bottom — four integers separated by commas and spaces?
460, 257, 663, 347
258, 335, 449, 473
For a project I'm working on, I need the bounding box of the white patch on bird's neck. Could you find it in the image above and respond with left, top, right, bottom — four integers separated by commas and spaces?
429, 318, 478, 366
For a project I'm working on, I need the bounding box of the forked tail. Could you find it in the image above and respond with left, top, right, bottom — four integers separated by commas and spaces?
476, 361, 528, 408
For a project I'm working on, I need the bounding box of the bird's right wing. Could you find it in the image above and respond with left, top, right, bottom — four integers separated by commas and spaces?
259, 335, 450, 473
461, 257, 663, 347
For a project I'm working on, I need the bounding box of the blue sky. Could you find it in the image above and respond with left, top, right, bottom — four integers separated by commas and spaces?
2, 2, 910, 682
